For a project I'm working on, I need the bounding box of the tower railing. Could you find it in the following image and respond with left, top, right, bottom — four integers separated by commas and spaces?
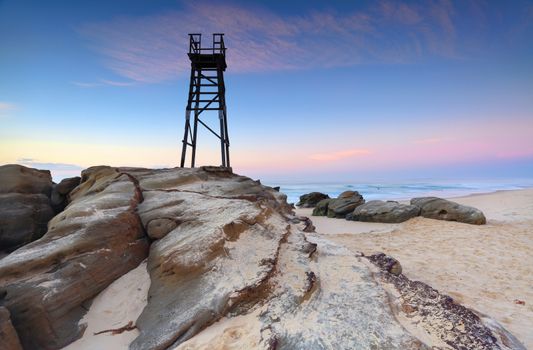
188, 33, 226, 57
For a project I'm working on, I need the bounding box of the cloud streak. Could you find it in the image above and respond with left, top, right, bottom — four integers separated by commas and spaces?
0, 101, 17, 117
71, 79, 136, 88
309, 149, 371, 161
79, 0, 464, 83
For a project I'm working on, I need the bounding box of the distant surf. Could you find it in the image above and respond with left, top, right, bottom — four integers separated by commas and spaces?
267, 179, 533, 204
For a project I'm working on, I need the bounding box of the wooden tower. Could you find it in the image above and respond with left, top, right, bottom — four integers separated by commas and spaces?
180, 33, 230, 168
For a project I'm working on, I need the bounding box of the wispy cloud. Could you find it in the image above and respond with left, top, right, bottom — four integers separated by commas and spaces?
16, 159, 84, 181
79, 1, 462, 83
412, 137, 448, 144
309, 149, 371, 161
71, 79, 136, 88
0, 102, 16, 116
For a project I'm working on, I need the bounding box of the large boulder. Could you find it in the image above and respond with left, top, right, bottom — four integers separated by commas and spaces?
312, 198, 332, 216
296, 192, 329, 208
411, 197, 486, 225
0, 164, 53, 196
0, 166, 149, 349
327, 190, 365, 218
0, 165, 55, 252
349, 200, 420, 223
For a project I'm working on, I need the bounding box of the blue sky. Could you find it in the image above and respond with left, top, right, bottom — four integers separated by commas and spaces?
1, 0, 532, 181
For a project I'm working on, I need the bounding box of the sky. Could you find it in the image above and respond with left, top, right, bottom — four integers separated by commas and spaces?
1, 0, 533, 182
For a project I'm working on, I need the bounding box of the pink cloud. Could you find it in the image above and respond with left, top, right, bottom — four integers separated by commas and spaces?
79, 1, 462, 83
309, 149, 371, 161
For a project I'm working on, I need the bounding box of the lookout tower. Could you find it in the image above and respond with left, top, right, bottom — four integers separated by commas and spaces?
180, 33, 230, 168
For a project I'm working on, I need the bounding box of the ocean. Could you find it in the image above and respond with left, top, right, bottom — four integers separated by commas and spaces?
265, 179, 533, 205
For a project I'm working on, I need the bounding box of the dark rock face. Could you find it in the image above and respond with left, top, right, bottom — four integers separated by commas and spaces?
312, 198, 332, 216
0, 193, 54, 250
0, 165, 55, 251
350, 200, 420, 223
0, 167, 149, 349
50, 177, 81, 212
0, 306, 23, 350
411, 197, 486, 225
296, 192, 329, 208
327, 190, 365, 218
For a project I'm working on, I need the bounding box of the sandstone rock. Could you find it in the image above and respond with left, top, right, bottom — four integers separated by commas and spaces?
50, 176, 81, 212
296, 192, 329, 208
411, 197, 486, 225
0, 164, 53, 196
130, 168, 292, 350
0, 193, 54, 251
0, 306, 23, 350
0, 167, 149, 349
350, 200, 420, 223
312, 198, 332, 216
327, 191, 365, 218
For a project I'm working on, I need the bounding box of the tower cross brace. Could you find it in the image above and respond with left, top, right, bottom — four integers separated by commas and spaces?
180, 33, 230, 168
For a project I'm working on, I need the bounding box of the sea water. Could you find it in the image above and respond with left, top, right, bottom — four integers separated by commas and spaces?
265, 179, 533, 205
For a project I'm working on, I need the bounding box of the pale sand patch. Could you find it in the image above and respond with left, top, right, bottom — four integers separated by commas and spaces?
62, 260, 150, 350
300, 189, 533, 349
174, 309, 263, 350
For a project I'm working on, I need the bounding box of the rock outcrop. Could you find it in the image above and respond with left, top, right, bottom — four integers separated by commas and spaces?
0, 166, 149, 349
349, 200, 420, 223
0, 165, 55, 251
296, 192, 329, 208
326, 190, 365, 218
411, 197, 487, 225
0, 166, 521, 350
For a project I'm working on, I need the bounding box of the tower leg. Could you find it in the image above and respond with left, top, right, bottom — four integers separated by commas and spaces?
180, 110, 191, 167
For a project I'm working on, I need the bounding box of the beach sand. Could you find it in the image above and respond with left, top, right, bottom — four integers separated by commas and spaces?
63, 189, 533, 349
296, 188, 533, 349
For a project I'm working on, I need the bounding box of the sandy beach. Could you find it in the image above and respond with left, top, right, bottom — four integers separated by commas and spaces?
62, 188, 533, 349
297, 188, 533, 349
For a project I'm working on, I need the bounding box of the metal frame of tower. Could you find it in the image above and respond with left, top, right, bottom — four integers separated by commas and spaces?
180, 33, 230, 168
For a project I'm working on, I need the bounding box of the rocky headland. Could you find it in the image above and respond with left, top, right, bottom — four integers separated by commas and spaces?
0, 165, 525, 350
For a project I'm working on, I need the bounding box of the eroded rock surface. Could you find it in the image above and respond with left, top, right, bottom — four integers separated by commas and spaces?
0, 166, 149, 349
411, 197, 487, 225
350, 200, 420, 223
